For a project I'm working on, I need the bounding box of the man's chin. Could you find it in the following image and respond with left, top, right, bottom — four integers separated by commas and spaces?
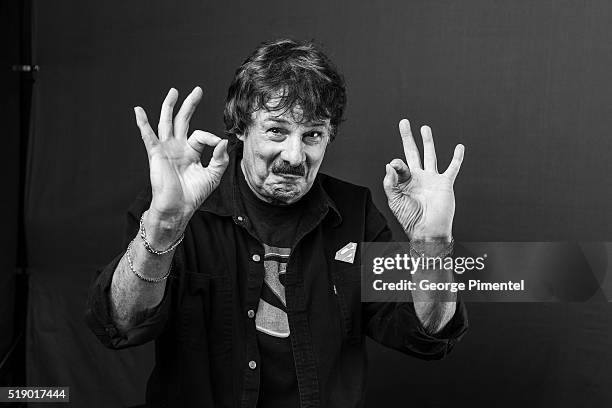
270, 190, 301, 205
267, 184, 305, 205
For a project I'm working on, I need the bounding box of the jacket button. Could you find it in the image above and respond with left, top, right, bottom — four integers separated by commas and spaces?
248, 360, 257, 370
247, 309, 255, 318
251, 254, 261, 262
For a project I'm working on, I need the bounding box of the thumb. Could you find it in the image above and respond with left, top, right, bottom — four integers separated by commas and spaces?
389, 158, 411, 183
383, 163, 399, 199
207, 139, 229, 176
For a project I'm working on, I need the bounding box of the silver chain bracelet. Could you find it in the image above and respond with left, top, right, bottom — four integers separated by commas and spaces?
126, 239, 172, 283
139, 212, 184, 255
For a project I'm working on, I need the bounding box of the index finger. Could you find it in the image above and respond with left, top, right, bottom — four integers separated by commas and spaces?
399, 119, 422, 170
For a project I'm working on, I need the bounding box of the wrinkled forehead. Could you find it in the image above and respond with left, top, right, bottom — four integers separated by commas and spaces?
251, 96, 331, 129
249, 88, 331, 126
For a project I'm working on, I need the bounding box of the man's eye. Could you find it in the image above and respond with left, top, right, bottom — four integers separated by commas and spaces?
304, 132, 323, 143
268, 127, 284, 134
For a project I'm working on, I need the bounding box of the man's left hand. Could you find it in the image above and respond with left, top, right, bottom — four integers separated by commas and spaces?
383, 119, 465, 240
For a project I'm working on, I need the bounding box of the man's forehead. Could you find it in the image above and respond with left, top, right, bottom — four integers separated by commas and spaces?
252, 107, 330, 127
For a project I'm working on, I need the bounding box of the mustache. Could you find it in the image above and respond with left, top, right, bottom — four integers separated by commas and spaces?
272, 161, 306, 177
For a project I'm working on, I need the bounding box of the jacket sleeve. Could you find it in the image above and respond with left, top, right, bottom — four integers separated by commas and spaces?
84, 187, 175, 349
361, 189, 468, 360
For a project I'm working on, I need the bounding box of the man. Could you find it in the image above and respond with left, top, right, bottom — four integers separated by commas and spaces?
86, 39, 468, 407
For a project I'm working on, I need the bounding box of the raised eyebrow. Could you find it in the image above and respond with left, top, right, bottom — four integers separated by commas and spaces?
263, 117, 291, 124
304, 121, 326, 127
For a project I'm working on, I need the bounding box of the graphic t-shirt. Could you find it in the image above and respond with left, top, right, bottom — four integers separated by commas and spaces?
238, 168, 305, 408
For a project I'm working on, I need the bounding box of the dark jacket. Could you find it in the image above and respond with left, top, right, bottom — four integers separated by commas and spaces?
85, 142, 468, 408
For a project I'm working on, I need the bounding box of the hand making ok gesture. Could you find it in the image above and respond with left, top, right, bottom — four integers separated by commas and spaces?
134, 87, 229, 221
383, 119, 465, 241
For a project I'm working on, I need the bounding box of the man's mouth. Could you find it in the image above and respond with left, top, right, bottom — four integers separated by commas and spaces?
275, 173, 302, 180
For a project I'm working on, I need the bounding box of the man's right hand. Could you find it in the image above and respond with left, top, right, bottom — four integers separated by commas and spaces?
134, 87, 229, 241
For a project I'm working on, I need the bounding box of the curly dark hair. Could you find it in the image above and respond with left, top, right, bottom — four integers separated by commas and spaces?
223, 39, 347, 141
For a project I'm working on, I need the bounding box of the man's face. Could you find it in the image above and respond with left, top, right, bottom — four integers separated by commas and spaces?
237, 103, 331, 205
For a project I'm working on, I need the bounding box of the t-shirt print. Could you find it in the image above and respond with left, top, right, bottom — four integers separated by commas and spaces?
255, 244, 291, 338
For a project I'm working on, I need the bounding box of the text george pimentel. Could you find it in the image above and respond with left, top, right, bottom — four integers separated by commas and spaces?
371, 279, 525, 292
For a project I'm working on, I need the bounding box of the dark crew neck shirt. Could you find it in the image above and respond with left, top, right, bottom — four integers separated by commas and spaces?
238, 167, 305, 408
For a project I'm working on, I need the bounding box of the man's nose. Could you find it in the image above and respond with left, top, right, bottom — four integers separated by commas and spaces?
280, 136, 305, 166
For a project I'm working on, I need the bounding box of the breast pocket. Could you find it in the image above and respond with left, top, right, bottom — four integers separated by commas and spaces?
331, 264, 363, 344
179, 271, 233, 357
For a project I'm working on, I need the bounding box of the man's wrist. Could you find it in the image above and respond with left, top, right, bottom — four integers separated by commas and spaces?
409, 230, 452, 242
143, 208, 191, 249
409, 236, 454, 258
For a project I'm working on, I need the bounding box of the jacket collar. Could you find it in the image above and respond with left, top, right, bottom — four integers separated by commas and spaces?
198, 139, 342, 227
